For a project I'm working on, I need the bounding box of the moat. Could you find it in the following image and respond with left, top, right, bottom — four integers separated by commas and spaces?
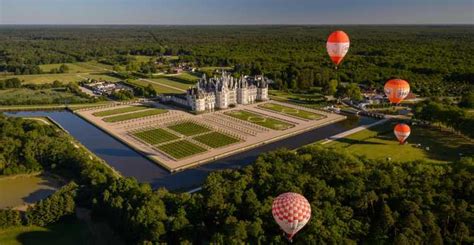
5, 110, 378, 191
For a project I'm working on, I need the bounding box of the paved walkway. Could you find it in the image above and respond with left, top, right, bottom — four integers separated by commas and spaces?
320, 118, 390, 145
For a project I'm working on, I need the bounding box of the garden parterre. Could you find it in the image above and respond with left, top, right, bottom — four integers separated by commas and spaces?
258, 103, 324, 120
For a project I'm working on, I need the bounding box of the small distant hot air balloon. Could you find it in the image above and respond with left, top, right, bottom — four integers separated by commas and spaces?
394, 123, 411, 144
327, 30, 350, 68
272, 192, 311, 241
384, 79, 410, 104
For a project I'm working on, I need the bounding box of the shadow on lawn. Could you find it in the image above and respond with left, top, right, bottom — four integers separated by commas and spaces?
366, 122, 473, 162
16, 218, 91, 245
332, 137, 384, 146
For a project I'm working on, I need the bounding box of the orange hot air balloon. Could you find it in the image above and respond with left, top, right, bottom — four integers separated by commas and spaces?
394, 123, 411, 144
384, 79, 410, 104
327, 30, 350, 67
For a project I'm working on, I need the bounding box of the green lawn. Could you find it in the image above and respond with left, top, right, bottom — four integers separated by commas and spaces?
93, 106, 149, 117
129, 79, 184, 94
148, 77, 192, 90
193, 132, 240, 148
269, 89, 327, 109
131, 55, 155, 63
39, 63, 101, 73
157, 140, 207, 159
102, 109, 168, 123
0, 88, 91, 105
199, 66, 233, 73
133, 128, 179, 145
0, 74, 84, 84
82, 73, 122, 82
225, 110, 294, 130
167, 121, 211, 136
259, 103, 324, 120
0, 221, 91, 245
323, 121, 474, 163
170, 72, 200, 83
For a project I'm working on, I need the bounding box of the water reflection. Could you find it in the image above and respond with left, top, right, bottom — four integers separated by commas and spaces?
5, 111, 378, 190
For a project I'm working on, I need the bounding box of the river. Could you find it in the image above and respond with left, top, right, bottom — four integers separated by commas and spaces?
5, 110, 378, 191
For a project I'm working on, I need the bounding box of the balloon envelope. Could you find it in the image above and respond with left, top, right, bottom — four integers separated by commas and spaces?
384, 79, 410, 104
394, 123, 411, 144
272, 192, 311, 240
327, 30, 350, 66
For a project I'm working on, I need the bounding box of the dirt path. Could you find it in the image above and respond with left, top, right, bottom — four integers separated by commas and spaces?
24, 117, 51, 125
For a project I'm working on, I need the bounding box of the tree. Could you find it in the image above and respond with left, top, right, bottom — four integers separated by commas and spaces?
58, 64, 69, 73
324, 79, 338, 96
459, 91, 474, 108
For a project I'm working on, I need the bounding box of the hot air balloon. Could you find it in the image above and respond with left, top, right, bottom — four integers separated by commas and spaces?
384, 79, 410, 104
327, 30, 350, 68
394, 123, 411, 144
272, 192, 311, 241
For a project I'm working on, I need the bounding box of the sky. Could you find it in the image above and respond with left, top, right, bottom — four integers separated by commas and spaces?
0, 0, 473, 25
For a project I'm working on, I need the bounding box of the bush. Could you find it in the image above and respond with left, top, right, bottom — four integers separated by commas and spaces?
0, 210, 22, 228
25, 182, 78, 226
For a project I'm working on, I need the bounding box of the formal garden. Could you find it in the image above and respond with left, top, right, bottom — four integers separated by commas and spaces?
225, 110, 294, 130
258, 103, 324, 120
92, 105, 149, 117
133, 128, 179, 145
156, 140, 207, 159
193, 132, 240, 148
167, 121, 211, 136
102, 108, 167, 123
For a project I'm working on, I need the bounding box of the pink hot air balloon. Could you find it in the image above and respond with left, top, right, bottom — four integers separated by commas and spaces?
272, 192, 311, 241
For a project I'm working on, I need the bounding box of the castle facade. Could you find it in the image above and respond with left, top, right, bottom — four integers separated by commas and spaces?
186, 73, 269, 112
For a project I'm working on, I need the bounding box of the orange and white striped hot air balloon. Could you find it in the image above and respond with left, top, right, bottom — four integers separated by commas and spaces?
394, 123, 411, 144
384, 79, 410, 104
326, 30, 350, 67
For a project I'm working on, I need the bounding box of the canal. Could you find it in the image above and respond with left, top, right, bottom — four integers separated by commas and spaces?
5, 110, 378, 191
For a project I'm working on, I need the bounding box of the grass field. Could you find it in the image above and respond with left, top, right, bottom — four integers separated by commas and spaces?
148, 77, 192, 90
132, 55, 155, 63
170, 72, 200, 83
82, 73, 122, 82
157, 140, 207, 159
102, 109, 168, 122
0, 221, 91, 245
39, 63, 101, 73
133, 128, 179, 145
93, 106, 149, 117
199, 66, 233, 73
167, 121, 211, 136
129, 79, 184, 94
259, 103, 324, 120
269, 89, 327, 109
193, 132, 240, 148
323, 121, 474, 163
0, 88, 90, 105
225, 110, 294, 130
0, 72, 120, 85
0, 73, 84, 84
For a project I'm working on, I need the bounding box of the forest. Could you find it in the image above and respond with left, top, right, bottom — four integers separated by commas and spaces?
0, 115, 472, 244
0, 25, 473, 97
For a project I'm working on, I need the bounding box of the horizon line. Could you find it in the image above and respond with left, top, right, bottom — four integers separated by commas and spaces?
1, 23, 473, 26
